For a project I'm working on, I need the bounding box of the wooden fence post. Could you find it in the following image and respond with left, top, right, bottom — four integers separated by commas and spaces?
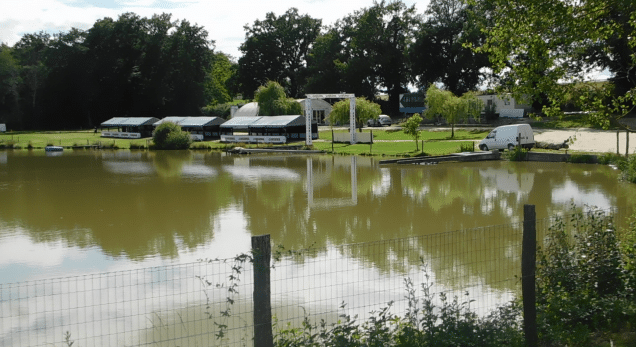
252, 235, 273, 347
522, 205, 538, 347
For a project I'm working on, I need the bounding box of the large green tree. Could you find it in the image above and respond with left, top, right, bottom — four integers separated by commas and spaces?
0, 44, 21, 127
410, 0, 490, 96
82, 13, 212, 125
307, 1, 418, 115
12, 31, 51, 129
204, 52, 236, 106
475, 0, 636, 127
237, 8, 321, 99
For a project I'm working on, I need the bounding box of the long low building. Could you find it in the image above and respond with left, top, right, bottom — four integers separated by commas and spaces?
100, 117, 159, 138
220, 115, 318, 143
153, 116, 225, 140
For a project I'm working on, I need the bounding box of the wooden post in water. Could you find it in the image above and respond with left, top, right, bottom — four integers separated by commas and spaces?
522, 205, 537, 347
617, 131, 620, 155
626, 131, 630, 157
252, 235, 273, 347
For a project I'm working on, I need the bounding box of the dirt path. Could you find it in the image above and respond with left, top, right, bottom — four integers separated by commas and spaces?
533, 128, 635, 154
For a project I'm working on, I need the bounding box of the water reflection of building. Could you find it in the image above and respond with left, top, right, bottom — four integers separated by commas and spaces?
223, 157, 301, 183
479, 167, 534, 193
307, 157, 358, 209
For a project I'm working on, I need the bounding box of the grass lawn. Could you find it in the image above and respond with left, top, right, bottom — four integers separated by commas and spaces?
312, 140, 477, 157
529, 113, 600, 129
320, 128, 489, 141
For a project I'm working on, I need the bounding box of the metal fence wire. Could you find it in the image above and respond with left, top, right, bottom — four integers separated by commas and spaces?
0, 206, 630, 347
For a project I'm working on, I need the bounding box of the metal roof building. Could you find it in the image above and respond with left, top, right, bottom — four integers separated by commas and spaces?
220, 117, 263, 133
153, 116, 226, 139
248, 115, 318, 140
100, 117, 159, 138
101, 117, 159, 127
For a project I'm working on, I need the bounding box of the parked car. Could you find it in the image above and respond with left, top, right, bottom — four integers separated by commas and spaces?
479, 124, 535, 151
367, 115, 392, 127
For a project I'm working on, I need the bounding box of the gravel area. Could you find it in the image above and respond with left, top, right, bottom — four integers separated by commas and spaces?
534, 128, 635, 154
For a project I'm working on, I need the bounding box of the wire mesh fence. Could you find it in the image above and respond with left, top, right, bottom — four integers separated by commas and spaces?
1, 205, 631, 346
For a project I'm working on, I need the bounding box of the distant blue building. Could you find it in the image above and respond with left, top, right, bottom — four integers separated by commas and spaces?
399, 93, 427, 114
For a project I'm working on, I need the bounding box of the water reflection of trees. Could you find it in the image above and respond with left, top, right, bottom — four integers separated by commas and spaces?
0, 151, 234, 260
2, 151, 635, 292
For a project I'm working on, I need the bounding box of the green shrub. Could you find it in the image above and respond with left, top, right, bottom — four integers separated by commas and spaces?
129, 142, 146, 150
598, 152, 624, 165
273, 268, 524, 347
567, 153, 596, 163
504, 146, 527, 161
152, 122, 192, 150
459, 142, 475, 152
190, 142, 211, 150
536, 208, 636, 345
620, 155, 636, 183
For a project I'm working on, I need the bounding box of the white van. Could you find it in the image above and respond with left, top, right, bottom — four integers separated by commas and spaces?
367, 115, 392, 127
479, 124, 535, 151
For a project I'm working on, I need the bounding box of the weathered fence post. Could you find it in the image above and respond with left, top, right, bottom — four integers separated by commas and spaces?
252, 235, 273, 347
617, 130, 620, 155
522, 205, 537, 347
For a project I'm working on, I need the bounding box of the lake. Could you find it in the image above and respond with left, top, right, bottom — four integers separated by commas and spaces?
1, 149, 634, 345
0, 149, 632, 285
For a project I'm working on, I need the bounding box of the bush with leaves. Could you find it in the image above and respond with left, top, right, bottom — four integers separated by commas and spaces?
273, 266, 524, 347
403, 113, 423, 151
620, 155, 636, 183
255, 81, 302, 116
536, 208, 636, 345
152, 121, 192, 150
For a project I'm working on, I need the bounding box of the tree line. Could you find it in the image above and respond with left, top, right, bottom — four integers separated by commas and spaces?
0, 0, 634, 131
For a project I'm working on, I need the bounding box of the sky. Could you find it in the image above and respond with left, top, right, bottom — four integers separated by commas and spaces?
0, 0, 425, 60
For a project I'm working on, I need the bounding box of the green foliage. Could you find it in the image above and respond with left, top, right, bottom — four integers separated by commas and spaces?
273, 266, 524, 347
504, 146, 527, 161
205, 52, 236, 105
536, 208, 636, 345
567, 154, 596, 164
620, 155, 636, 183
328, 97, 381, 128
306, 1, 419, 114
152, 122, 192, 150
201, 102, 233, 119
424, 85, 483, 138
237, 8, 322, 99
255, 81, 301, 116
403, 113, 423, 151
476, 0, 636, 125
410, 0, 490, 95
459, 142, 474, 152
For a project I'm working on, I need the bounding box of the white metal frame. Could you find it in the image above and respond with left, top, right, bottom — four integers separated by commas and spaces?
305, 94, 356, 145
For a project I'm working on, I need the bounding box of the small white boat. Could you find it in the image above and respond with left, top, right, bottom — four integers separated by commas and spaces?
45, 146, 63, 152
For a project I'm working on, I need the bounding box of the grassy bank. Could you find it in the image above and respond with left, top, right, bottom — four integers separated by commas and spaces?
0, 129, 483, 157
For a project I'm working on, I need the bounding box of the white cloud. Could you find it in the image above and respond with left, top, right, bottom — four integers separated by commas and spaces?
0, 0, 424, 59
